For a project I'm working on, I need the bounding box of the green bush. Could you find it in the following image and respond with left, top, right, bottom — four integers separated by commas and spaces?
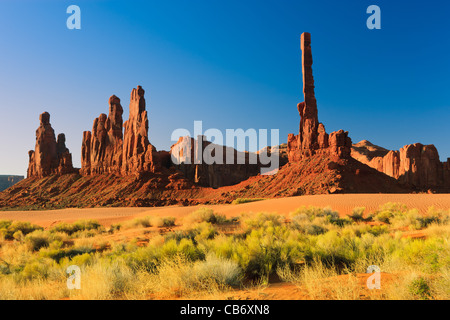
0, 221, 43, 240
24, 230, 50, 251
193, 254, 242, 286
349, 207, 366, 222
153, 217, 176, 228
243, 212, 284, 229
290, 215, 328, 235
19, 258, 55, 281
185, 208, 227, 225
50, 220, 103, 236
374, 203, 408, 224
409, 277, 432, 300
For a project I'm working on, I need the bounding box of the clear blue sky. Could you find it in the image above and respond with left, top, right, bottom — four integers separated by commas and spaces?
0, 0, 449, 176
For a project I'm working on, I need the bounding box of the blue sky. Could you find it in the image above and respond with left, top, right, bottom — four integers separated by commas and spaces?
0, 0, 449, 175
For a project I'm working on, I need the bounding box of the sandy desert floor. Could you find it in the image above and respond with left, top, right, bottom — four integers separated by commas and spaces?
1, 193, 449, 228
0, 193, 449, 300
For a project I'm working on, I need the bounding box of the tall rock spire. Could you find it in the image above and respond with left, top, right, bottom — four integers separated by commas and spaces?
299, 32, 319, 155
122, 85, 157, 174
81, 95, 124, 175
288, 32, 351, 161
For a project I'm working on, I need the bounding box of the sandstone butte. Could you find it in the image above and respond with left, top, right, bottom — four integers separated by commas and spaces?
2, 32, 448, 210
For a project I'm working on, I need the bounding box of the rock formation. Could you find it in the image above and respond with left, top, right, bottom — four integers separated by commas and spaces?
170, 136, 264, 188
122, 86, 158, 174
81, 86, 170, 177
15, 32, 448, 204
287, 32, 352, 162
56, 133, 74, 175
351, 140, 450, 190
27, 112, 74, 178
81, 95, 124, 175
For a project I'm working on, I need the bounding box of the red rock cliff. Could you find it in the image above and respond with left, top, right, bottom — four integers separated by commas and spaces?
351, 140, 450, 190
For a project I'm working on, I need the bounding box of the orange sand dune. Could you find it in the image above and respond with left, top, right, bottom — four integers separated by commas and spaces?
0, 194, 449, 228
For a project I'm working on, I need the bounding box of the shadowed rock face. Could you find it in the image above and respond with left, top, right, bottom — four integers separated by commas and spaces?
288, 32, 352, 162
27, 112, 74, 178
170, 136, 268, 188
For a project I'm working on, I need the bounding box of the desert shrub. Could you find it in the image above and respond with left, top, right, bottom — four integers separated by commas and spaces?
222, 224, 304, 279
291, 206, 338, 219
242, 212, 284, 229
73, 258, 137, 299
47, 231, 70, 243
144, 255, 235, 297
0, 221, 43, 240
19, 258, 56, 281
184, 208, 227, 225
108, 223, 121, 233
375, 211, 393, 224
388, 207, 450, 230
13, 230, 24, 241
428, 207, 450, 223
232, 198, 265, 205
389, 208, 446, 230
177, 238, 205, 261
391, 209, 421, 229
0, 220, 12, 229
70, 252, 93, 267
39, 240, 95, 263
342, 224, 388, 238
120, 245, 160, 272
303, 224, 328, 235
290, 206, 350, 228
277, 259, 361, 300
349, 207, 367, 222
365, 225, 389, 236
290, 206, 327, 220
409, 277, 432, 300
419, 207, 449, 227
49, 220, 102, 236
192, 254, 242, 286
159, 238, 205, 262
396, 237, 448, 272
310, 230, 358, 268
165, 229, 200, 244
374, 203, 408, 224
290, 215, 328, 235
122, 216, 152, 229
327, 216, 353, 227
152, 216, 176, 228
24, 230, 50, 251
193, 222, 218, 242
